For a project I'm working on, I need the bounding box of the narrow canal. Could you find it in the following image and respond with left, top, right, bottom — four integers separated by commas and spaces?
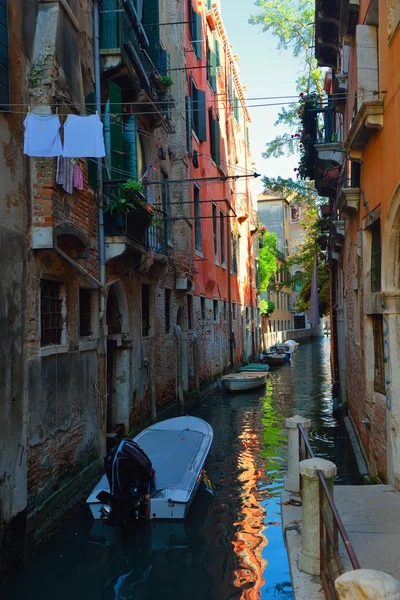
2, 338, 359, 600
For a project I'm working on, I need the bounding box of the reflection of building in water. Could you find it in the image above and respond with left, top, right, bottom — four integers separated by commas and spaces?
231, 422, 268, 599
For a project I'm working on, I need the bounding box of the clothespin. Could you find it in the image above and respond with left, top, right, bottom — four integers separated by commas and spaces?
28, 105, 31, 113
56, 106, 59, 115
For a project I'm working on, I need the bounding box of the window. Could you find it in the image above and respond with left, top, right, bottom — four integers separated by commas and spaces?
188, 1, 202, 60
231, 232, 237, 274
142, 284, 151, 337
41, 280, 62, 346
220, 210, 225, 265
293, 271, 303, 292
371, 220, 381, 293
187, 294, 193, 330
246, 307, 249, 323
190, 78, 206, 141
194, 185, 202, 252
232, 302, 237, 320
208, 108, 221, 164
213, 299, 218, 321
165, 289, 171, 333
223, 300, 228, 321
79, 289, 92, 337
372, 315, 385, 394
234, 93, 240, 123
206, 41, 212, 82
290, 206, 300, 223
212, 203, 219, 262
201, 296, 206, 320
161, 170, 171, 242
273, 320, 276, 332
0, 0, 9, 110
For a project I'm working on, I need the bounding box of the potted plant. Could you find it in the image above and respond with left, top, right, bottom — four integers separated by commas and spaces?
157, 75, 173, 94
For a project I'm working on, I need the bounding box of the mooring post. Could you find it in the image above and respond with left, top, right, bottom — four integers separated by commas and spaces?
298, 457, 337, 576
284, 415, 311, 492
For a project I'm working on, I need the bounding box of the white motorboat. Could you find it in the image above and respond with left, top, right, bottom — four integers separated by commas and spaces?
222, 372, 267, 391
285, 339, 299, 352
87, 416, 213, 523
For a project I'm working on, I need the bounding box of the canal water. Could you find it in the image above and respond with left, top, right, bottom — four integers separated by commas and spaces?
2, 338, 359, 600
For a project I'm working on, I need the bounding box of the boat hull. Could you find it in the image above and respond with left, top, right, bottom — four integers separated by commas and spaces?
264, 354, 286, 365
222, 373, 266, 391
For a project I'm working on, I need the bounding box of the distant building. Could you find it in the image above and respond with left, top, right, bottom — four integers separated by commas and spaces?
257, 191, 309, 347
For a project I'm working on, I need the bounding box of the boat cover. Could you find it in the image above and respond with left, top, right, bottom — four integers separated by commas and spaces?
239, 364, 270, 372
135, 416, 213, 504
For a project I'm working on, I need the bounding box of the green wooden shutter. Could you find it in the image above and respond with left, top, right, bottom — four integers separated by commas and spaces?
108, 81, 124, 180
210, 50, 217, 93
85, 92, 97, 189
214, 118, 221, 165
228, 75, 233, 106
234, 94, 240, 122
215, 39, 220, 68
194, 12, 203, 60
123, 114, 138, 179
159, 48, 169, 76
196, 89, 207, 142
143, 0, 160, 67
0, 0, 9, 110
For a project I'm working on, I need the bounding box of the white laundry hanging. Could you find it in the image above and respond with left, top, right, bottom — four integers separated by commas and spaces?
62, 114, 106, 158
23, 113, 63, 157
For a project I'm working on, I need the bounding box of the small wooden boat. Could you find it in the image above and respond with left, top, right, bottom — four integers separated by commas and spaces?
263, 352, 286, 366
87, 416, 213, 523
239, 363, 270, 373
222, 372, 267, 391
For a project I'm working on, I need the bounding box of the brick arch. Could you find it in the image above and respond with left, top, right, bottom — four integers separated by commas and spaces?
382, 181, 400, 293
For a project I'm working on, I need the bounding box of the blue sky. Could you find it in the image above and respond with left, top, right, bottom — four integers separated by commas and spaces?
221, 0, 302, 188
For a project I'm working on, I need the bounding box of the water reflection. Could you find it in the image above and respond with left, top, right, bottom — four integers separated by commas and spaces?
2, 339, 358, 600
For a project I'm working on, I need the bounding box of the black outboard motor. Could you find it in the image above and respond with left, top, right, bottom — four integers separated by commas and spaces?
97, 439, 155, 525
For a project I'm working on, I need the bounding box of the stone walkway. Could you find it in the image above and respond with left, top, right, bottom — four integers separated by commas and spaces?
335, 485, 400, 578
281, 485, 400, 599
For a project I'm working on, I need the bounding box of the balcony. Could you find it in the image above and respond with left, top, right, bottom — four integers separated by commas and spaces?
344, 100, 383, 161
100, 0, 150, 87
337, 161, 361, 217
304, 105, 346, 196
315, 0, 341, 68
103, 181, 167, 262
99, 0, 174, 129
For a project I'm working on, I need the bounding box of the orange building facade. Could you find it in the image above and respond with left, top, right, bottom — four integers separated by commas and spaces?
185, 0, 259, 379
311, 0, 400, 486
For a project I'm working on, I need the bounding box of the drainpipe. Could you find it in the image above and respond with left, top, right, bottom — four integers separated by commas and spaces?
94, 0, 107, 455
227, 208, 234, 367
93, 0, 105, 315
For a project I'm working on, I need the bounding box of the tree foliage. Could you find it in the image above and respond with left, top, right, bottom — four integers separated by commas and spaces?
249, 0, 324, 158
260, 299, 276, 317
258, 229, 277, 294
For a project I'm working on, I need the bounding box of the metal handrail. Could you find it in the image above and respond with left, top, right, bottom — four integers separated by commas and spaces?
297, 423, 360, 599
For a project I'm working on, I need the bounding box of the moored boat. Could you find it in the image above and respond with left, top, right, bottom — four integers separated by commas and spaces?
222, 372, 267, 391
87, 416, 213, 523
285, 339, 299, 352
263, 352, 286, 366
239, 363, 270, 373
